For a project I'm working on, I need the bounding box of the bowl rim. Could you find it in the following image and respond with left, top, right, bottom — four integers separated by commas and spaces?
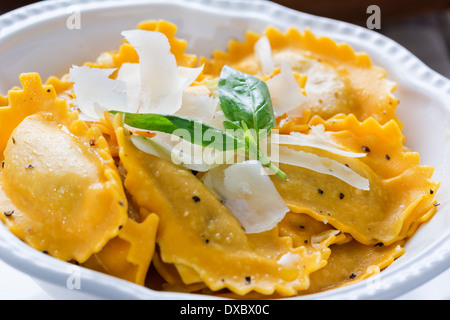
0, 0, 450, 300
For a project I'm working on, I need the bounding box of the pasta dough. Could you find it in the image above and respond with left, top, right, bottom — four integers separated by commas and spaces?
0, 74, 128, 263
0, 20, 440, 298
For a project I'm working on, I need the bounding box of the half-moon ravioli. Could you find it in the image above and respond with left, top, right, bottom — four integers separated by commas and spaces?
83, 209, 159, 285
302, 239, 405, 294
272, 114, 439, 246
0, 73, 128, 263
112, 114, 340, 296
201, 26, 399, 126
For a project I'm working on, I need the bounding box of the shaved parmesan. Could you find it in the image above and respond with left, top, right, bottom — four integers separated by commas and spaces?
131, 134, 171, 160
276, 146, 370, 190
132, 132, 233, 172
121, 30, 203, 114
178, 65, 205, 91
116, 63, 141, 113
254, 35, 274, 75
266, 61, 306, 117
68, 66, 127, 120
203, 161, 289, 233
272, 131, 366, 158
176, 87, 219, 124
206, 110, 227, 130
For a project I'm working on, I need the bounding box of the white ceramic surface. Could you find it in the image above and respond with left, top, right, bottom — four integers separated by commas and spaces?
0, 0, 450, 300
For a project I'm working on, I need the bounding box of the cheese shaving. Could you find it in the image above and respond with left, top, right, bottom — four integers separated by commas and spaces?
276, 146, 370, 190
266, 61, 306, 117
272, 131, 366, 158
132, 132, 233, 172
176, 86, 219, 124
254, 35, 274, 75
116, 63, 141, 113
68, 66, 127, 120
121, 30, 203, 114
203, 160, 289, 233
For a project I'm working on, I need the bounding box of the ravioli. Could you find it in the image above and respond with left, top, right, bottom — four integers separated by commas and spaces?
0, 20, 440, 299
0, 74, 128, 263
201, 26, 399, 126
83, 211, 159, 285
303, 239, 405, 294
112, 114, 339, 296
273, 115, 439, 246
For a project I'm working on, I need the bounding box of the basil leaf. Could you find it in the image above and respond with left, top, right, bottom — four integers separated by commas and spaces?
218, 65, 276, 137
110, 111, 241, 151
218, 66, 287, 180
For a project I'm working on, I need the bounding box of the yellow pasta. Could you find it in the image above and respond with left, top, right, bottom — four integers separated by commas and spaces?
0, 20, 439, 298
201, 26, 399, 126
0, 74, 128, 263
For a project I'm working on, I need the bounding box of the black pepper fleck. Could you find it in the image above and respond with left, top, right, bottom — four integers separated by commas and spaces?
25, 164, 34, 169
430, 189, 434, 195
192, 196, 201, 203
42, 250, 49, 255
434, 203, 440, 207
118, 225, 123, 230
317, 188, 324, 195
3, 210, 14, 217
118, 200, 125, 206
385, 154, 391, 160
349, 273, 357, 280
361, 146, 370, 152
1, 161, 4, 169
245, 276, 251, 284
47, 89, 51, 93
339, 192, 345, 200
374, 242, 384, 247
205, 239, 210, 244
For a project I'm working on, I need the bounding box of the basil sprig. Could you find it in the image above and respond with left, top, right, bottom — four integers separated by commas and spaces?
110, 65, 286, 179
109, 112, 241, 151
218, 65, 276, 138
218, 66, 286, 179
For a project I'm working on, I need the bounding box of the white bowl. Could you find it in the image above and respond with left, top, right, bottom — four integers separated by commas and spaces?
1, 0, 450, 300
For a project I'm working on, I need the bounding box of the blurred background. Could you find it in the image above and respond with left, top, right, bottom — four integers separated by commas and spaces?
0, 0, 449, 300
1, 0, 449, 77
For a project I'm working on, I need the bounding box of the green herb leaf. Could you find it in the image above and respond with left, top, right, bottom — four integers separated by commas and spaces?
218, 66, 287, 180
110, 111, 241, 151
218, 65, 276, 138
110, 65, 287, 180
